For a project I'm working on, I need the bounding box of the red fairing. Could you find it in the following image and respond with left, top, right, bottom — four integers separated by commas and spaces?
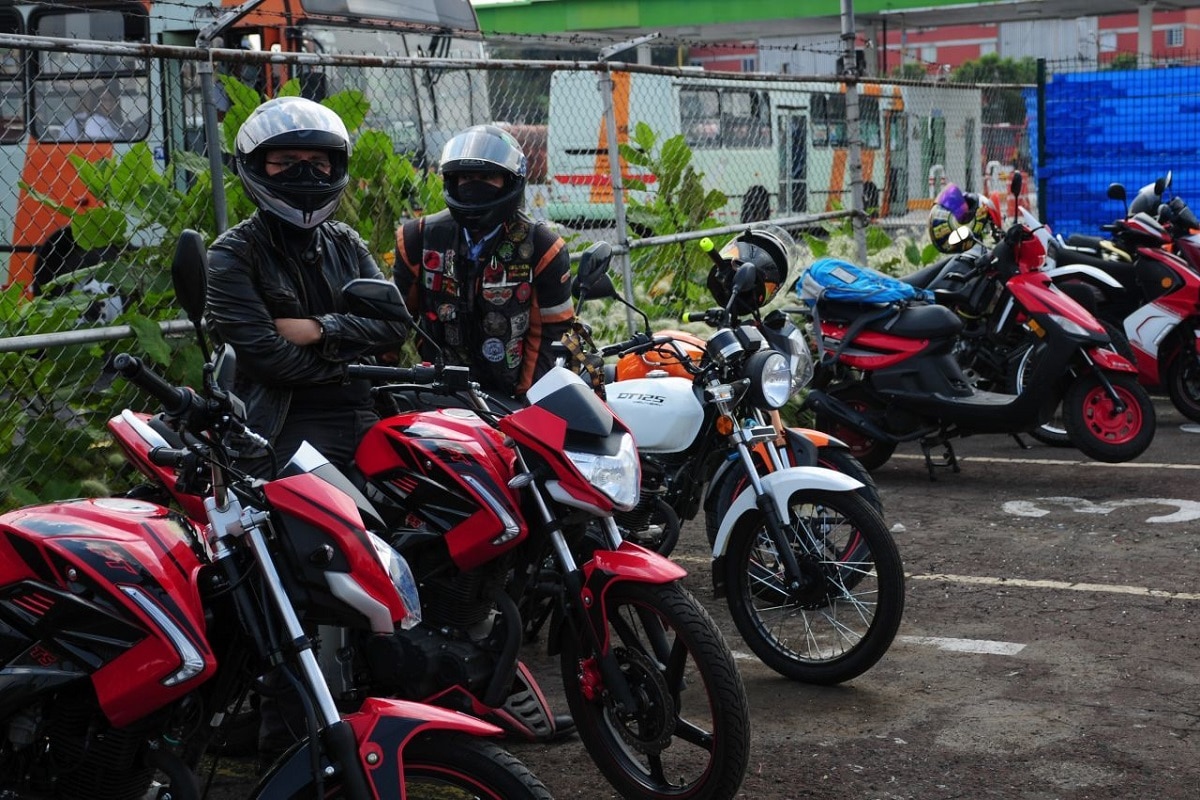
1009, 272, 1107, 333
106, 412, 207, 521
499, 404, 616, 512
263, 473, 409, 625
1089, 346, 1139, 373
0, 498, 214, 726
355, 409, 525, 572
818, 321, 930, 370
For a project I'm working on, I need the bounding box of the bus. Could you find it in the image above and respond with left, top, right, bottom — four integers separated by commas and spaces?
0, 0, 487, 290
545, 69, 983, 228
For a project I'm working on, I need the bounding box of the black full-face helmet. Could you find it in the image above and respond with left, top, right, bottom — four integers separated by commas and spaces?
439, 124, 528, 233
706, 224, 798, 315
235, 96, 350, 229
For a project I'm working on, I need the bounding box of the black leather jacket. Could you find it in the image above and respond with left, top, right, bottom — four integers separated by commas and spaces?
205, 214, 406, 444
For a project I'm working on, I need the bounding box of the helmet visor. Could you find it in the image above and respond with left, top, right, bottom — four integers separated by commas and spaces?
935, 184, 970, 223
440, 128, 526, 176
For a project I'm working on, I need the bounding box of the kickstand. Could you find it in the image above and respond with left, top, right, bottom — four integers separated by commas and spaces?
919, 438, 960, 480
1010, 432, 1033, 450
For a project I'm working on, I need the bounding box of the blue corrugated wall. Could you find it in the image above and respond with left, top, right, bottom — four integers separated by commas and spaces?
1033, 67, 1200, 236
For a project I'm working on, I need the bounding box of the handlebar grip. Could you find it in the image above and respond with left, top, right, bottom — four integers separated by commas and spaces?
684, 312, 709, 323
347, 363, 441, 385
148, 447, 188, 468
111, 354, 198, 418
699, 237, 725, 269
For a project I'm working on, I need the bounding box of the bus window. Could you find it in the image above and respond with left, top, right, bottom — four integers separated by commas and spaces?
0, 11, 24, 144
681, 88, 720, 149
827, 94, 847, 147
723, 90, 771, 149
811, 94, 828, 147
30, 8, 149, 143
860, 95, 881, 149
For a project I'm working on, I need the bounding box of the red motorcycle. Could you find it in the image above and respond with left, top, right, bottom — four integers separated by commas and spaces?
110, 233, 753, 800
1040, 174, 1200, 423
0, 352, 553, 799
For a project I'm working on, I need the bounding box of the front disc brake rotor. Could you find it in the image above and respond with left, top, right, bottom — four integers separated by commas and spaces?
606, 646, 676, 755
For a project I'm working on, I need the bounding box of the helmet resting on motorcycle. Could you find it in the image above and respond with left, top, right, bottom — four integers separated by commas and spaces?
928, 183, 993, 254
235, 96, 350, 229
440, 124, 528, 233
706, 224, 799, 315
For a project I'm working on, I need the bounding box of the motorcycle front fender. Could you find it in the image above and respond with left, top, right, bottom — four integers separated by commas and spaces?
712, 467, 864, 558
584, 540, 688, 586
1089, 346, 1139, 373
253, 699, 504, 797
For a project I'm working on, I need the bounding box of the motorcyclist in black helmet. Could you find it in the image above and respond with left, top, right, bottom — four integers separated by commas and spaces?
394, 124, 575, 402
393, 124, 576, 743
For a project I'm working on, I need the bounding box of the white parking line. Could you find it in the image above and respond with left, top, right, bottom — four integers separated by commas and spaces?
910, 572, 1200, 601
897, 635, 1026, 655
891, 453, 1200, 469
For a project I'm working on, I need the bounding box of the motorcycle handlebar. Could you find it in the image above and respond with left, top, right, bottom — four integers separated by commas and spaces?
346, 363, 439, 384
112, 354, 202, 419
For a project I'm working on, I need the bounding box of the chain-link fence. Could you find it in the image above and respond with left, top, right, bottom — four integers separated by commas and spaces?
1034, 53, 1200, 237
0, 18, 1012, 507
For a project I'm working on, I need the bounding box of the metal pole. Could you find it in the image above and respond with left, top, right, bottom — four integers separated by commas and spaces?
195, 0, 267, 236
841, 0, 868, 265
598, 34, 658, 334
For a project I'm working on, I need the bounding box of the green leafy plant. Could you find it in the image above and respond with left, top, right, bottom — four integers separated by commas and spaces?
620, 122, 727, 316
2, 77, 436, 509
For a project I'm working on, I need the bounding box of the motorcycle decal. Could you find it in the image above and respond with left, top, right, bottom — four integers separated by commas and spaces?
482, 287, 514, 306
612, 391, 666, 405
482, 311, 509, 337
482, 337, 506, 362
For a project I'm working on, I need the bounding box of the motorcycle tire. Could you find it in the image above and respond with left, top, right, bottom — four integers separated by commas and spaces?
1165, 349, 1200, 423
1063, 372, 1157, 463
618, 496, 682, 556
1013, 322, 1137, 448
366, 732, 553, 800
558, 581, 751, 800
721, 489, 905, 685
814, 408, 896, 471
815, 445, 884, 515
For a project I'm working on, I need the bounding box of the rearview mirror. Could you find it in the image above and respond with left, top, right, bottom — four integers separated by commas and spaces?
171, 229, 208, 326
1107, 182, 1127, 204
343, 278, 413, 324
573, 241, 616, 301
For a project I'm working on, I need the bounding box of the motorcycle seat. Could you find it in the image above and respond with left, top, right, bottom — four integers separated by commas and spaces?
1049, 241, 1142, 287
816, 300, 963, 339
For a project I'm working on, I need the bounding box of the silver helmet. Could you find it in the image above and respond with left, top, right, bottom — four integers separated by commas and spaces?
235, 96, 350, 229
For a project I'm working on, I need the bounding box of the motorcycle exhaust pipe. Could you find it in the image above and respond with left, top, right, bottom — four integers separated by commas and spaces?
804, 390, 893, 442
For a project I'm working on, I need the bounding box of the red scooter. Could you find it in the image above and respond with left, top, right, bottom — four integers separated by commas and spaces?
0, 351, 552, 798
1039, 174, 1200, 422
798, 215, 1157, 473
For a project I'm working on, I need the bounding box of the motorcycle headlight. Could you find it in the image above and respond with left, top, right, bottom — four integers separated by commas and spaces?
744, 350, 793, 410
564, 432, 641, 511
785, 328, 814, 394
368, 531, 422, 630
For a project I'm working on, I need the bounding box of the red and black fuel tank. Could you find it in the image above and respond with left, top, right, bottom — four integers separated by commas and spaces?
355, 408, 526, 572
0, 497, 215, 726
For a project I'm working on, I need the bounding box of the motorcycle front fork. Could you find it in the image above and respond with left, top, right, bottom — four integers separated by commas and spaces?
729, 430, 808, 593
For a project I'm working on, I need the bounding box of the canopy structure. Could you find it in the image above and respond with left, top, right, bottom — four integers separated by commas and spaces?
473, 0, 1200, 43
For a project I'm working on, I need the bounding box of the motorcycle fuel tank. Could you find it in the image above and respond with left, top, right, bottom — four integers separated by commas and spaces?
606, 376, 704, 453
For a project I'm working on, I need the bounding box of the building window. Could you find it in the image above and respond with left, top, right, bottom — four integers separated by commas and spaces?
920, 45, 937, 65
979, 41, 996, 56
1166, 27, 1184, 48
1100, 32, 1117, 53
741, 57, 756, 72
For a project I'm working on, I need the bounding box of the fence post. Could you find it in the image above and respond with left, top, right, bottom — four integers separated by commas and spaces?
1036, 57, 1046, 225
840, 0, 868, 266
596, 65, 635, 333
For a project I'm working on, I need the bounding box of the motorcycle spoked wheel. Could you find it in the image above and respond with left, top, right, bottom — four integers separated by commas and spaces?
318, 733, 554, 800
1063, 371, 1157, 463
1165, 348, 1200, 423
558, 581, 751, 800
721, 489, 905, 685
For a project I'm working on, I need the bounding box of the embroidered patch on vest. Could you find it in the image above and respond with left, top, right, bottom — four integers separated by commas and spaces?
482, 337, 506, 362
